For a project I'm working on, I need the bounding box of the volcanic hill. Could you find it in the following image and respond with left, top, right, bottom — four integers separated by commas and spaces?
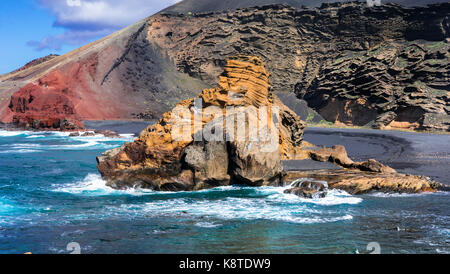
0, 1, 449, 131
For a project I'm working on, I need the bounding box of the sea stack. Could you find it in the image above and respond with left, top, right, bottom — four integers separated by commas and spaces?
97, 55, 306, 191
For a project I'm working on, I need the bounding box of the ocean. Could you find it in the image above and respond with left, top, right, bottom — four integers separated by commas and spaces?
0, 128, 448, 254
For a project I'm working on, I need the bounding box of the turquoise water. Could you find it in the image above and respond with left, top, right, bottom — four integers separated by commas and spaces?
0, 129, 448, 254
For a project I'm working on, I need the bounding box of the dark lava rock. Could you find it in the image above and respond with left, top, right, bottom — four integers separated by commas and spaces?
81, 132, 95, 137
284, 179, 328, 198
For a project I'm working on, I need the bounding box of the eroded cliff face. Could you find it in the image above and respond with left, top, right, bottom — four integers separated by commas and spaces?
1, 2, 449, 131
150, 3, 450, 131
97, 56, 306, 190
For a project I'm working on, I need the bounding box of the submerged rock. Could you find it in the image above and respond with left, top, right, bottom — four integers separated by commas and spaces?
97, 55, 306, 191
286, 170, 444, 195
284, 179, 328, 199
94, 130, 122, 138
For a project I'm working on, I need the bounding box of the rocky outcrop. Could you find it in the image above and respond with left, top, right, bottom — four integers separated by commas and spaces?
1, 3, 449, 132
286, 170, 444, 195
8, 71, 84, 131
284, 179, 328, 198
151, 3, 450, 131
307, 145, 396, 173
297, 39, 450, 131
96, 55, 443, 195
97, 55, 306, 190
284, 141, 444, 195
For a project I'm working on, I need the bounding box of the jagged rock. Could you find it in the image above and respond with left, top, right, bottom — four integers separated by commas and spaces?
286, 170, 443, 195
373, 111, 397, 129
97, 55, 305, 190
69, 132, 80, 137
308, 145, 396, 173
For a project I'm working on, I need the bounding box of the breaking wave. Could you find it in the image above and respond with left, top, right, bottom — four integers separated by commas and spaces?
53, 173, 361, 224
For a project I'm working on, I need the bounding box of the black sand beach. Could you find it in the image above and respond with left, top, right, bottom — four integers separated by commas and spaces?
303, 127, 450, 186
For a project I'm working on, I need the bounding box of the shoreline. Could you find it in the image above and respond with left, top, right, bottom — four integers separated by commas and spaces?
2, 119, 448, 136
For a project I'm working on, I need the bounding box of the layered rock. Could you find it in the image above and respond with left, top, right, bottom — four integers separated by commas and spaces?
8, 71, 84, 131
97, 56, 306, 190
1, 3, 449, 132
150, 3, 450, 131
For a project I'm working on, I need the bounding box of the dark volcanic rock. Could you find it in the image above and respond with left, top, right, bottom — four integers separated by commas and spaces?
162, 0, 450, 14
153, 3, 450, 131
284, 179, 328, 198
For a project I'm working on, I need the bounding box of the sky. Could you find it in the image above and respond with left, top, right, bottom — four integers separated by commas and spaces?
0, 0, 180, 74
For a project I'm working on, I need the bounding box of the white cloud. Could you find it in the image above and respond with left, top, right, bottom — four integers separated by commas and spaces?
29, 0, 181, 51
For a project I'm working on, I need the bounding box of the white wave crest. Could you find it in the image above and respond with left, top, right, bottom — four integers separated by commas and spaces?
116, 193, 355, 224
26, 135, 47, 139
195, 222, 222, 228
53, 174, 153, 196
0, 130, 32, 137
0, 149, 42, 154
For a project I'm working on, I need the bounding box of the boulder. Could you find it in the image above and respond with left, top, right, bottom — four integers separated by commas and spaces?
286, 170, 443, 195
184, 141, 230, 188
284, 179, 328, 198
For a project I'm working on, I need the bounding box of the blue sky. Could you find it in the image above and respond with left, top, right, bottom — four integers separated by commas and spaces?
0, 0, 179, 74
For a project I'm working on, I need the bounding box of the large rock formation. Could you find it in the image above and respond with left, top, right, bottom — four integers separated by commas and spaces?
97, 55, 306, 190
1, 2, 448, 132
97, 55, 444, 195
286, 170, 444, 195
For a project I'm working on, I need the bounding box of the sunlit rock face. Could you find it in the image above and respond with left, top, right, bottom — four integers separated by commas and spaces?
97, 55, 306, 191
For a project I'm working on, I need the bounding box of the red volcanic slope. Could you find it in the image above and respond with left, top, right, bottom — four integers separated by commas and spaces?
5, 53, 136, 130
9, 71, 83, 130
0, 16, 207, 130
0, 20, 148, 129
